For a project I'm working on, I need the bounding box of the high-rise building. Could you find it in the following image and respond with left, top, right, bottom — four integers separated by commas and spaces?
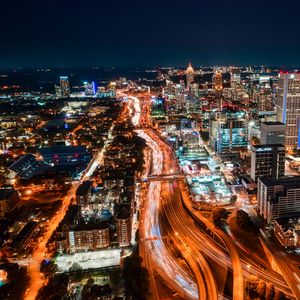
60, 76, 70, 97
260, 122, 286, 145
213, 70, 223, 92
255, 89, 274, 113
276, 73, 300, 149
55, 84, 62, 98
116, 206, 131, 247
250, 144, 285, 181
186, 63, 195, 87
83, 81, 96, 96
190, 83, 199, 97
230, 67, 241, 87
258, 176, 300, 223
210, 111, 248, 154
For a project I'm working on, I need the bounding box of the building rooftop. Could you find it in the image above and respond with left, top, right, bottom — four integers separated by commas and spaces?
259, 176, 300, 188
252, 144, 285, 149
0, 186, 15, 201
262, 121, 285, 126
9, 154, 36, 174
8, 154, 50, 179
39, 145, 88, 156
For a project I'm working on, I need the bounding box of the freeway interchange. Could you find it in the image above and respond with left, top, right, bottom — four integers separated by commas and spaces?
128, 94, 297, 300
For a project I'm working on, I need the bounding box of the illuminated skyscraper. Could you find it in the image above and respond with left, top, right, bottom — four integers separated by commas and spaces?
276, 73, 300, 149
213, 70, 223, 92
186, 63, 195, 87
230, 67, 241, 87
60, 76, 70, 97
83, 81, 96, 96
210, 111, 248, 154
250, 144, 285, 181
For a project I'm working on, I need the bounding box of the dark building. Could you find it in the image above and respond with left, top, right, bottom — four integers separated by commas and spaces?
115, 204, 132, 247
250, 144, 285, 181
39, 145, 91, 166
76, 181, 91, 206
258, 176, 300, 223
0, 186, 20, 217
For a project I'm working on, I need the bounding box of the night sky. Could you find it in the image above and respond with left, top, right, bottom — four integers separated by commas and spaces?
1, 0, 300, 68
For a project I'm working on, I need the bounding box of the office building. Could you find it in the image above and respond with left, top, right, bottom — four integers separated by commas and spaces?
255, 89, 274, 113
60, 76, 70, 97
83, 81, 96, 96
186, 63, 195, 87
230, 67, 241, 87
260, 121, 285, 145
210, 111, 248, 153
250, 144, 285, 181
258, 176, 300, 223
190, 83, 199, 97
213, 70, 223, 92
116, 205, 131, 247
276, 73, 300, 149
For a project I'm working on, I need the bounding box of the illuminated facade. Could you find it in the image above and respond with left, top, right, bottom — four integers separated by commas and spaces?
258, 176, 300, 223
60, 76, 70, 97
230, 67, 241, 87
151, 97, 166, 118
213, 70, 223, 92
210, 111, 248, 153
260, 121, 285, 145
250, 144, 285, 181
276, 73, 300, 148
83, 81, 96, 96
186, 63, 195, 87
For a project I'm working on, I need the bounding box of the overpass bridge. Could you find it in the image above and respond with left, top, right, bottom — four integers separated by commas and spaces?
138, 173, 185, 182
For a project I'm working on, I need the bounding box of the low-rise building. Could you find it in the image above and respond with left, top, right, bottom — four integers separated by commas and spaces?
0, 186, 20, 217
274, 218, 300, 248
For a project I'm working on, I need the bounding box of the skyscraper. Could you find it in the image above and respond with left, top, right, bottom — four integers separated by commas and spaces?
60, 76, 70, 97
213, 70, 223, 92
230, 67, 241, 87
83, 81, 96, 96
186, 63, 195, 87
276, 73, 300, 149
250, 144, 285, 181
260, 121, 285, 145
210, 111, 248, 154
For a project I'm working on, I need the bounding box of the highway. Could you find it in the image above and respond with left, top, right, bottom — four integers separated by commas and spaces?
130, 95, 221, 300
136, 128, 198, 300
129, 95, 200, 299
129, 94, 294, 300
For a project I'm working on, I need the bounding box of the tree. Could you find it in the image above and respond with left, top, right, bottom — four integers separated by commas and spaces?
257, 280, 266, 299
273, 290, 287, 300
212, 208, 228, 225
122, 252, 149, 300
69, 263, 82, 273
40, 259, 58, 276
265, 283, 275, 300
247, 275, 259, 298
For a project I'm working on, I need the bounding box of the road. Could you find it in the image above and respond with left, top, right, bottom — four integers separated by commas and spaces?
129, 94, 294, 300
